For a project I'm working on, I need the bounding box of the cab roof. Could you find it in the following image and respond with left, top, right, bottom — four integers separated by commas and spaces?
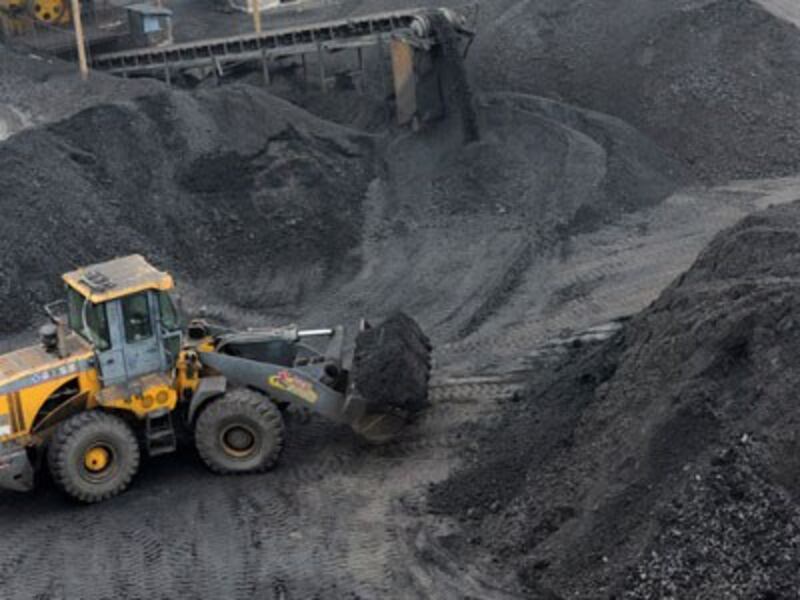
62, 254, 174, 303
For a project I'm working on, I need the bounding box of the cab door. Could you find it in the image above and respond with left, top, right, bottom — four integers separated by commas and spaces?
85, 300, 126, 386
119, 292, 164, 379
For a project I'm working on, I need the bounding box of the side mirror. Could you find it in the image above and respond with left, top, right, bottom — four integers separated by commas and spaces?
39, 323, 58, 353
42, 300, 69, 358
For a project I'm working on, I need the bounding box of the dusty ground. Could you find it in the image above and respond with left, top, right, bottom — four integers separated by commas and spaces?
1, 0, 800, 598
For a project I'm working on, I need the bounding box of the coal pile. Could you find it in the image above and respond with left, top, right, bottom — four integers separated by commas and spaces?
0, 48, 160, 134
0, 47, 688, 345
428, 201, 800, 597
472, 0, 800, 182
0, 85, 375, 331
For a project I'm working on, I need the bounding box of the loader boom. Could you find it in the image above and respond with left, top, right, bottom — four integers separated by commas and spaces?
198, 352, 360, 425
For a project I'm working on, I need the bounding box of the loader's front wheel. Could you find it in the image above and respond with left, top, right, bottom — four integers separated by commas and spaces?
47, 411, 141, 503
194, 389, 285, 474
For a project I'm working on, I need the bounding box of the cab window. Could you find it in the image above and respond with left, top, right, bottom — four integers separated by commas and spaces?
66, 287, 84, 334
67, 287, 111, 351
122, 293, 153, 343
85, 302, 111, 351
157, 292, 180, 331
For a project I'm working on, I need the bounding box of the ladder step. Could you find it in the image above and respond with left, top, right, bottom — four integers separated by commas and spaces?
145, 410, 177, 457
147, 445, 175, 458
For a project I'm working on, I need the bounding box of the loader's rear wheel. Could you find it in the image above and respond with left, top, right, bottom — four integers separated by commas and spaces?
47, 411, 140, 504
194, 389, 285, 474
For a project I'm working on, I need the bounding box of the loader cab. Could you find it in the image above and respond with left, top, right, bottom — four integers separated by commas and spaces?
62, 255, 182, 386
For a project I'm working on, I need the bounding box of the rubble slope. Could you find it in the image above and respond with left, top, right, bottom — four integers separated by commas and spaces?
429, 201, 800, 598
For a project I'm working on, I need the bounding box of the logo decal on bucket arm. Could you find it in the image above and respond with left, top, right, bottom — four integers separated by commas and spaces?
268, 370, 319, 404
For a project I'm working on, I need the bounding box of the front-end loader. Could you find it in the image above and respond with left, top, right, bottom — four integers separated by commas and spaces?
0, 255, 431, 503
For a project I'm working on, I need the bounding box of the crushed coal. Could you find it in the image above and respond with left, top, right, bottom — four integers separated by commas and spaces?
472, 0, 800, 182
428, 201, 800, 597
351, 311, 431, 416
0, 48, 686, 342
0, 85, 375, 331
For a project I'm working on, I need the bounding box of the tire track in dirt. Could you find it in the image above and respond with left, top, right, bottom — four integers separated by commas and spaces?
436, 176, 800, 376
0, 374, 542, 598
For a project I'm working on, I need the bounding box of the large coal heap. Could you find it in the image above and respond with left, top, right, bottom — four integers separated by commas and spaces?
429, 201, 800, 597
0, 86, 375, 331
0, 61, 685, 341
472, 0, 800, 183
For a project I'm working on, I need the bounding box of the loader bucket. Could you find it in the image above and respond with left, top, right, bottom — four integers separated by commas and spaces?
347, 312, 432, 443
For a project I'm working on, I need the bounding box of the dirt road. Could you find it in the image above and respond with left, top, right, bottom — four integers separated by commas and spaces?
440, 173, 800, 376
0, 380, 520, 599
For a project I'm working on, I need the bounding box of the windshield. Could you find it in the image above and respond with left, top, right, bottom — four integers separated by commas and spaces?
66, 286, 111, 351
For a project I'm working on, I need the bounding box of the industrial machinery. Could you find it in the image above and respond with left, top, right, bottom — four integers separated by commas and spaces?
0, 0, 127, 56
0, 255, 431, 503
0, 0, 75, 30
91, 6, 477, 132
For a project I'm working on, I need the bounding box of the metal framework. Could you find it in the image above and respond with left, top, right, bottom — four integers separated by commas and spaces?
91, 8, 444, 77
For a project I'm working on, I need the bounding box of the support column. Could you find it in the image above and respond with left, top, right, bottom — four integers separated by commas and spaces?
252, 0, 261, 33
316, 41, 326, 92
356, 47, 364, 93
213, 58, 221, 85
70, 0, 89, 81
376, 37, 387, 97
261, 47, 270, 85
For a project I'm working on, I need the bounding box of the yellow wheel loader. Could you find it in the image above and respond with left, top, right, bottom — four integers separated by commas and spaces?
0, 255, 431, 503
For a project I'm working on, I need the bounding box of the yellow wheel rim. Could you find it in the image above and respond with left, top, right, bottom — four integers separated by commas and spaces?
32, 0, 68, 25
220, 425, 257, 458
84, 446, 111, 472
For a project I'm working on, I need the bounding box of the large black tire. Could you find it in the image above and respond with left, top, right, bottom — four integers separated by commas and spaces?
194, 389, 285, 474
47, 411, 141, 504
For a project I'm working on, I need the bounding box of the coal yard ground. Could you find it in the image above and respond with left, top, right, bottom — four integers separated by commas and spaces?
2, 0, 800, 598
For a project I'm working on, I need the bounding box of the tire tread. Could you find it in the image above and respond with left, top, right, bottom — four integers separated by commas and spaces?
47, 411, 140, 503
194, 389, 285, 475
